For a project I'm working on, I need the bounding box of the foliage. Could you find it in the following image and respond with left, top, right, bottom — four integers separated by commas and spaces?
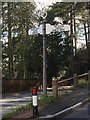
76, 47, 88, 74
46, 2, 88, 24
39, 94, 55, 105
78, 79, 88, 88
24, 35, 43, 79
46, 2, 89, 77
46, 32, 71, 81
2, 2, 37, 78
24, 32, 72, 84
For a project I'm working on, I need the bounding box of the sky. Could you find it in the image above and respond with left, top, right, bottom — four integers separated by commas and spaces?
34, 0, 62, 10
34, 0, 61, 4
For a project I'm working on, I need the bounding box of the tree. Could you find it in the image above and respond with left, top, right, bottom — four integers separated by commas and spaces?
46, 2, 89, 76
24, 35, 43, 80
24, 31, 71, 86
46, 32, 71, 85
2, 2, 36, 78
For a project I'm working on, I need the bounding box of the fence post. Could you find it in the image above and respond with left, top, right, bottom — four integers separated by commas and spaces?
73, 73, 78, 87
52, 77, 58, 97
88, 70, 90, 82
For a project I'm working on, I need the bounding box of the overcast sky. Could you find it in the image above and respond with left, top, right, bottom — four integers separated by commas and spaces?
34, 0, 62, 10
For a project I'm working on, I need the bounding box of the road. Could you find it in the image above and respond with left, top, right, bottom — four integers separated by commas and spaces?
1, 91, 43, 116
60, 102, 90, 120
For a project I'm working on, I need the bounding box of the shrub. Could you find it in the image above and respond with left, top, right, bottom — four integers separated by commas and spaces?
78, 79, 87, 87
38, 94, 55, 105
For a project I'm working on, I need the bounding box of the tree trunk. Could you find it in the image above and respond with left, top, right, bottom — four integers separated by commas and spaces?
73, 10, 77, 56
7, 3, 14, 78
84, 23, 88, 48
70, 4, 74, 76
87, 8, 90, 71
73, 8, 77, 74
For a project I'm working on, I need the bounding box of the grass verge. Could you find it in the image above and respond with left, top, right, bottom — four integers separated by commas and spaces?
2, 102, 32, 120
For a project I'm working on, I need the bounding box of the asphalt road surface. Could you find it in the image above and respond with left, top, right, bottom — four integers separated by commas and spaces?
60, 102, 90, 120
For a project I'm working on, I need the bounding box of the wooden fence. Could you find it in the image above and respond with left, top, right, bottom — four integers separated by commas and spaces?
52, 70, 90, 97
2, 71, 90, 94
2, 79, 39, 93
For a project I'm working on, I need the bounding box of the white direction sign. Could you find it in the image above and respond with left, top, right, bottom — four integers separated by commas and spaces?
28, 27, 38, 35
46, 24, 56, 34
54, 24, 70, 32
63, 24, 70, 31
38, 23, 55, 35
28, 23, 70, 35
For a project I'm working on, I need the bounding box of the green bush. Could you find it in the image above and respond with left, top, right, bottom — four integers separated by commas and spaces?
78, 79, 87, 87
39, 94, 55, 105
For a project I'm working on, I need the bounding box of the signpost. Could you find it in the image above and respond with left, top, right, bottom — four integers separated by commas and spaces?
28, 20, 70, 95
